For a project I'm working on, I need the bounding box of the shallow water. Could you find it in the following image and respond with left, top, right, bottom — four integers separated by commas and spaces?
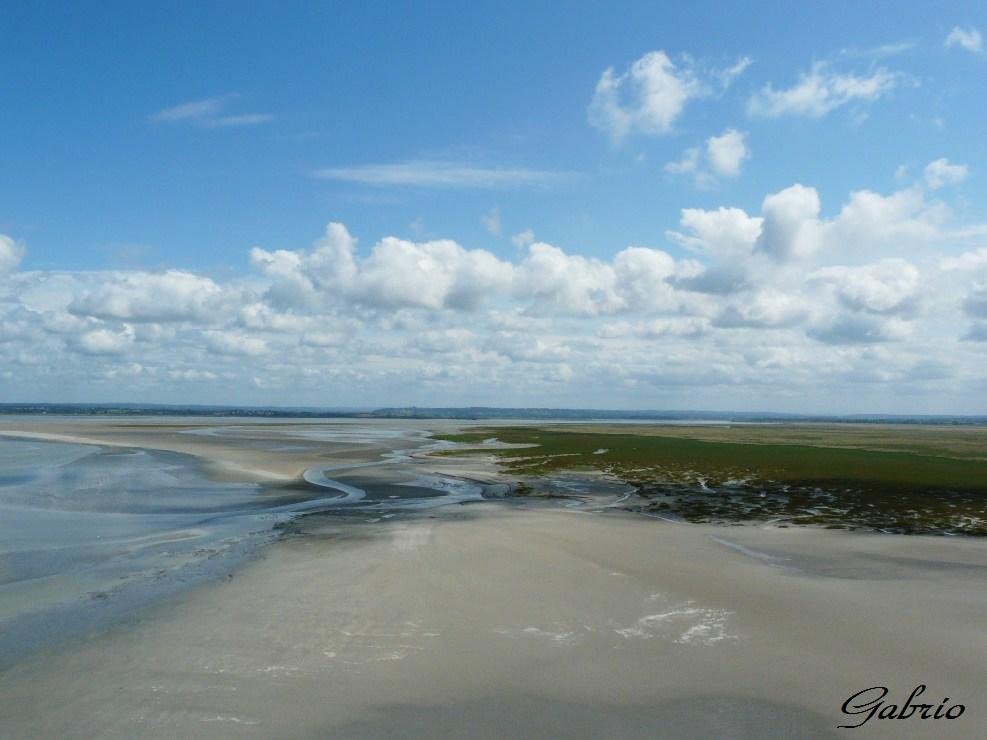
0, 437, 298, 665
0, 428, 493, 667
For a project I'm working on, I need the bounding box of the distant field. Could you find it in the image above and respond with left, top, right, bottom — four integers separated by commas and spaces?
543, 423, 987, 461
434, 425, 987, 535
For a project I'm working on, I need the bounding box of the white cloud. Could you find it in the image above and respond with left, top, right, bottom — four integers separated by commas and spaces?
755, 184, 823, 262
151, 97, 228, 122
941, 247, 987, 272
671, 184, 949, 288
514, 243, 621, 315
924, 158, 968, 189
706, 129, 749, 177
250, 222, 358, 308
68, 270, 234, 323
747, 62, 898, 118
410, 329, 476, 354
482, 208, 501, 236
313, 161, 568, 188
612, 247, 680, 312
512, 229, 536, 248
946, 26, 983, 53
811, 259, 920, 315
5, 173, 987, 410
590, 51, 701, 142
169, 369, 218, 381
204, 330, 268, 356
0, 234, 25, 274
665, 129, 750, 187
238, 303, 313, 333
666, 207, 762, 260
484, 332, 572, 363
101, 362, 144, 379
716, 57, 754, 88
667, 129, 751, 188
71, 327, 134, 355
252, 223, 512, 312
359, 237, 513, 310
714, 290, 809, 328
664, 147, 702, 177
638, 317, 710, 338
150, 95, 273, 127
589, 51, 750, 142
829, 187, 945, 248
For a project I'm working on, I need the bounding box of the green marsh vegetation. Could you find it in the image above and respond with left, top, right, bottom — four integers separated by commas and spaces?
433, 425, 987, 535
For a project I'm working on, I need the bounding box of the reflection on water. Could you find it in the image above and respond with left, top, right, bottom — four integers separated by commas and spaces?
0, 429, 490, 668
0, 437, 288, 666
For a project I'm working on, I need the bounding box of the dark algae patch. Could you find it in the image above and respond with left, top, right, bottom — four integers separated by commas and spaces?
434, 426, 987, 535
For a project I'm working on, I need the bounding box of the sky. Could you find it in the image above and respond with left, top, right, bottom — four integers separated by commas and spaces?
2, 1, 987, 413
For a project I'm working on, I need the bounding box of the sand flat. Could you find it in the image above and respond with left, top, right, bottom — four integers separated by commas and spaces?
2, 503, 985, 738
1, 417, 984, 738
0, 417, 456, 482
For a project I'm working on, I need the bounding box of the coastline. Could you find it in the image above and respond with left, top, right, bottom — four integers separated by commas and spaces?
2, 418, 985, 738
0, 418, 506, 670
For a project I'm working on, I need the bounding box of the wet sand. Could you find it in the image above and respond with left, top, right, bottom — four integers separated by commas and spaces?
0, 417, 454, 482
1, 419, 985, 738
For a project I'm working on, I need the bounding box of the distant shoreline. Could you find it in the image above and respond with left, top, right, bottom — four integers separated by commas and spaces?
1, 403, 985, 426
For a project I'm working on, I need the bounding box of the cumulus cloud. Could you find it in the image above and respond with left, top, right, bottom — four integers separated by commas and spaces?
359, 237, 513, 310
666, 207, 762, 260
755, 184, 823, 262
0, 234, 25, 274
706, 129, 750, 177
747, 62, 898, 118
828, 187, 945, 249
589, 51, 749, 142
666, 129, 750, 186
924, 158, 968, 189
71, 327, 134, 355
250, 222, 358, 308
946, 26, 982, 53
667, 184, 952, 311
252, 223, 512, 312
3, 171, 987, 409
514, 243, 621, 315
811, 259, 920, 315
68, 270, 234, 323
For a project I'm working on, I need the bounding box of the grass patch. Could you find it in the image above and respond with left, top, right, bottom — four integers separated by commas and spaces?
433, 426, 987, 535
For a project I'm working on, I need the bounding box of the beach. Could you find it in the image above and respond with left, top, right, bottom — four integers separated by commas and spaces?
1, 418, 985, 738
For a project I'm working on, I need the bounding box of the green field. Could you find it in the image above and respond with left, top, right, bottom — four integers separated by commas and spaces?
434, 425, 987, 535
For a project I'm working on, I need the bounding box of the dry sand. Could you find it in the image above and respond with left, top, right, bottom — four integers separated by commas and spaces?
1, 419, 984, 738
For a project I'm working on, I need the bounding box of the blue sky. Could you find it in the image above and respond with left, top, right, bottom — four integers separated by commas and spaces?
2, 2, 986, 411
